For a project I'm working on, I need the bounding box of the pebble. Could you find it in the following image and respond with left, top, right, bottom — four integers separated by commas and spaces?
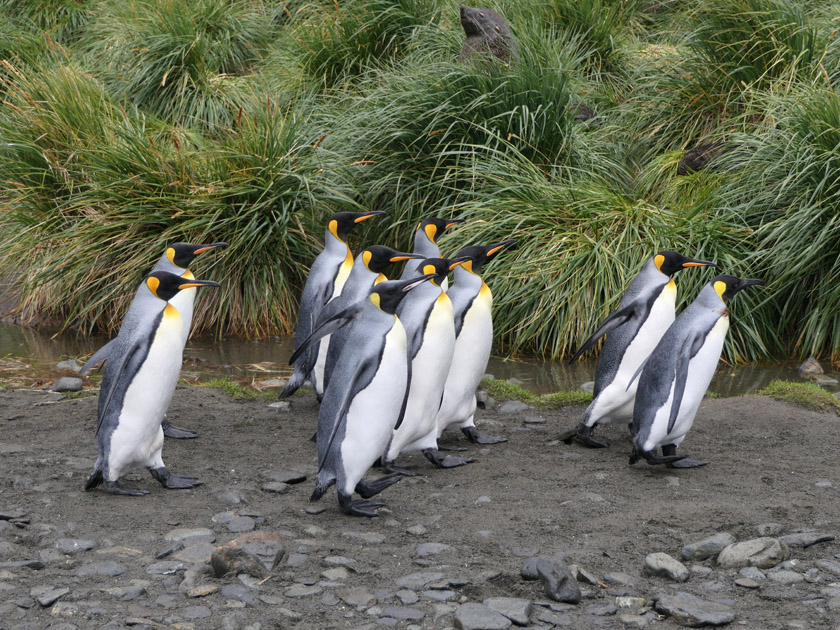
382, 606, 424, 620
407, 525, 427, 536
735, 578, 761, 589
798, 358, 823, 375
587, 602, 618, 616
220, 583, 259, 605
603, 572, 638, 587
165, 528, 215, 544
210, 547, 265, 578
499, 401, 531, 413
615, 597, 646, 610
618, 613, 649, 628
104, 585, 146, 601
654, 591, 735, 626
30, 585, 69, 607
396, 571, 444, 590
285, 583, 322, 597
56, 360, 80, 372
226, 517, 256, 533
338, 586, 376, 607
261, 482, 289, 494
342, 531, 386, 545
475, 496, 491, 505
267, 401, 291, 411
183, 605, 212, 619
767, 570, 805, 585
717, 538, 790, 569
262, 470, 308, 484
681, 533, 735, 561
397, 590, 419, 604
483, 597, 533, 626
644, 552, 689, 582
416, 543, 453, 557
536, 559, 580, 604
322, 567, 350, 581
816, 559, 840, 576
187, 584, 219, 598
757, 523, 784, 536
779, 532, 835, 549
54, 538, 95, 554
75, 561, 126, 577
305, 505, 326, 515
455, 602, 512, 630
173, 542, 215, 565
51, 377, 82, 392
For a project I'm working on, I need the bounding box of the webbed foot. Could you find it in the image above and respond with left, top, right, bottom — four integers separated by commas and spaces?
104, 481, 149, 496
559, 425, 608, 448
629, 446, 686, 466
338, 493, 385, 517
662, 444, 706, 468
422, 449, 476, 469
437, 444, 468, 452
162, 418, 198, 439
461, 427, 507, 445
355, 473, 403, 499
381, 460, 420, 476
149, 467, 203, 489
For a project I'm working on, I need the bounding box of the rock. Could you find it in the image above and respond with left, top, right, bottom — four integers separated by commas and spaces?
681, 533, 735, 561
164, 528, 215, 544
603, 572, 639, 587
416, 543, 453, 557
756, 523, 784, 536
146, 561, 185, 575
499, 401, 531, 413
735, 578, 760, 589
407, 525, 427, 536
104, 585, 146, 601
396, 572, 444, 590
677, 142, 727, 175
54, 538, 95, 554
267, 401, 291, 411
717, 538, 790, 569
812, 374, 839, 386
226, 516, 255, 533
458, 5, 519, 65
645, 552, 689, 582
615, 597, 646, 610
56, 360, 80, 372
210, 547, 266, 578
483, 597, 532, 626
655, 591, 735, 626
455, 602, 512, 630
521, 557, 543, 580
75, 561, 126, 577
187, 585, 219, 598
476, 390, 496, 410
778, 532, 835, 549
342, 531, 386, 545
285, 584, 322, 597
397, 589, 419, 604
51, 377, 82, 392
382, 606, 424, 621
262, 470, 308, 484
305, 505, 326, 515
798, 358, 823, 375
220, 583, 259, 605
738, 567, 765, 580
30, 585, 69, 607
338, 586, 376, 607
816, 559, 840, 576
322, 567, 350, 581
767, 570, 805, 585
172, 542, 215, 565
261, 482, 289, 494
536, 559, 581, 604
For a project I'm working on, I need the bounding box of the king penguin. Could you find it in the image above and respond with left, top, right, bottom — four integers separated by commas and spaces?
382, 257, 476, 473
630, 274, 763, 468
399, 218, 465, 289
281, 245, 423, 400
560, 251, 716, 448
297, 274, 437, 516
85, 271, 221, 495
80, 242, 228, 439
434, 239, 516, 447
287, 211, 387, 393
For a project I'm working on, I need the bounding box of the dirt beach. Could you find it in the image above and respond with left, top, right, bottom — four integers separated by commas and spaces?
1, 380, 840, 629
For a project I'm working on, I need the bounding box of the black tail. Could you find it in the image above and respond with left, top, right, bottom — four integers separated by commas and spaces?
279, 364, 307, 399
309, 474, 335, 502
84, 467, 104, 491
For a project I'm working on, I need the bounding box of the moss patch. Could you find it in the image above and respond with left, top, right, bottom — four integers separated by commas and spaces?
757, 380, 840, 415
480, 378, 592, 410
203, 378, 277, 402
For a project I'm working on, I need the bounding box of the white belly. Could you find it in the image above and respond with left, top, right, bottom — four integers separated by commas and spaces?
339, 323, 407, 493
107, 311, 184, 479
643, 317, 728, 451
436, 290, 492, 434
312, 279, 345, 395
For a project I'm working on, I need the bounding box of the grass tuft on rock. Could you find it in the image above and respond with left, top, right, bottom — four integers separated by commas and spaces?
757, 380, 840, 414
480, 378, 592, 409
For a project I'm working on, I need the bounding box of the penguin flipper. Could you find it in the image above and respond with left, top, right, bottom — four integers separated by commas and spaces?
95, 341, 146, 436
625, 357, 650, 392
569, 304, 637, 363
667, 331, 709, 433
393, 357, 411, 431
80, 339, 116, 376
288, 304, 361, 366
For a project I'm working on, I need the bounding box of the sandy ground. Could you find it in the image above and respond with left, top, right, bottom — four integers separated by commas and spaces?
1, 382, 840, 629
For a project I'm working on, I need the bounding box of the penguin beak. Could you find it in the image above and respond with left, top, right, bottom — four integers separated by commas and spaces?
486, 239, 517, 257
178, 280, 221, 290
355, 211, 387, 223
401, 272, 438, 292
445, 219, 466, 229
448, 255, 471, 271
739, 278, 764, 288
389, 253, 425, 262
681, 258, 716, 268
193, 243, 229, 255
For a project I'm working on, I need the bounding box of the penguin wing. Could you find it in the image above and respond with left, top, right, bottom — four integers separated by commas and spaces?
288, 304, 362, 365
95, 339, 148, 436
667, 330, 711, 433
79, 339, 116, 375
394, 354, 412, 431
569, 303, 638, 363
317, 354, 380, 474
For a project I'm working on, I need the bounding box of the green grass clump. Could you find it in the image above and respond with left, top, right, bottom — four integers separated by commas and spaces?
203, 377, 276, 401
480, 377, 592, 409
757, 380, 840, 414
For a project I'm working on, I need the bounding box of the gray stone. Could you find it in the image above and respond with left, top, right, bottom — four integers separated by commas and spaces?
422, 589, 457, 602
220, 583, 258, 605
322, 567, 350, 580
533, 606, 573, 626
226, 517, 256, 533
536, 559, 580, 604
484, 597, 532, 626
816, 559, 840, 576
455, 603, 512, 630
655, 592, 735, 626
407, 524, 427, 536
104, 585, 146, 601
285, 584, 322, 597
30, 585, 69, 607
342, 531, 386, 545
397, 590, 419, 604
767, 570, 805, 585
268, 401, 291, 411
812, 374, 839, 385
339, 586, 376, 607
645, 552, 689, 582
56, 360, 80, 372
261, 482, 289, 494
164, 528, 215, 544
615, 597, 646, 610
382, 606, 424, 620
146, 561, 185, 575
779, 532, 835, 549
738, 567, 765, 580
499, 401, 531, 413
54, 538, 95, 554
75, 561, 126, 577
798, 358, 823, 375
396, 571, 444, 590
581, 381, 595, 393
262, 470, 307, 484
172, 542, 215, 565
717, 538, 790, 569
735, 578, 760, 589
416, 543, 453, 557
51, 377, 82, 393
305, 505, 326, 515
586, 602, 618, 616
757, 523, 784, 537
323, 555, 356, 569
603, 572, 638, 587
521, 557, 543, 580
183, 605, 212, 619
681, 533, 735, 561
618, 614, 649, 628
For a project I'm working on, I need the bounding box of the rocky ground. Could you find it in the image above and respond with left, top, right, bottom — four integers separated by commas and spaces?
2, 375, 840, 630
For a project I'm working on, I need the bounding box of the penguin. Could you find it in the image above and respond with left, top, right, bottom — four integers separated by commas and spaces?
80, 242, 228, 439
281, 245, 423, 400
629, 274, 764, 468
399, 218, 465, 288
434, 239, 516, 448
559, 251, 717, 448
295, 273, 437, 516
85, 271, 221, 495
382, 257, 476, 473
286, 211, 387, 394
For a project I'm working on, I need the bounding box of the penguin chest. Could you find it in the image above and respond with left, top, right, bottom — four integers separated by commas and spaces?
617, 283, 676, 386
340, 323, 409, 478
454, 286, 493, 370
333, 250, 354, 296
108, 308, 184, 474
168, 284, 196, 344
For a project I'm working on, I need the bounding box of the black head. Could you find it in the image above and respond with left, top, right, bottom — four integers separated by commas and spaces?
328, 211, 387, 240
145, 271, 221, 302
413, 257, 470, 285
361, 245, 423, 273
711, 275, 764, 304
654, 250, 716, 276
455, 238, 516, 274
166, 242, 228, 268
370, 273, 437, 314
415, 217, 465, 245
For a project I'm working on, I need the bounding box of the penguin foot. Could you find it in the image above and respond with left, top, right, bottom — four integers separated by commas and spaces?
104, 481, 149, 496
461, 427, 508, 445
338, 494, 385, 517
355, 473, 403, 499
422, 449, 476, 469
149, 467, 203, 490
381, 460, 420, 476
162, 419, 198, 439
436, 444, 468, 452
667, 458, 708, 469
629, 447, 686, 466
560, 426, 609, 448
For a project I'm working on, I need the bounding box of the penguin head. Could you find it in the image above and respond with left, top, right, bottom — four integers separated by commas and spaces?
414, 256, 471, 285
329, 211, 387, 240
166, 242, 229, 268
711, 275, 764, 304
455, 238, 516, 274
361, 246, 423, 273
145, 271, 221, 302
416, 217, 465, 245
369, 273, 438, 314
654, 251, 717, 276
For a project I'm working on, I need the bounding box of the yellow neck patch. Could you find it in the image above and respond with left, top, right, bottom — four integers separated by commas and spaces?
424, 223, 437, 244
370, 293, 381, 310
666, 278, 676, 290
375, 273, 386, 284
714, 280, 727, 301
328, 220, 340, 241
164, 303, 179, 318
362, 250, 373, 269
182, 269, 195, 280
462, 260, 475, 274
165, 247, 176, 264
146, 276, 160, 297
654, 254, 665, 271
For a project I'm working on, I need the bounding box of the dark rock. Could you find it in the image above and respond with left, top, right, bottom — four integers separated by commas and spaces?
54, 538, 95, 555
458, 5, 519, 65
655, 591, 735, 626
455, 602, 512, 629
798, 358, 823, 375
677, 142, 729, 175
778, 532, 835, 549
210, 546, 266, 578
484, 597, 532, 626
416, 542, 453, 557
572, 104, 596, 123
382, 606, 424, 620
536, 559, 580, 604
30, 585, 69, 607
220, 583, 258, 605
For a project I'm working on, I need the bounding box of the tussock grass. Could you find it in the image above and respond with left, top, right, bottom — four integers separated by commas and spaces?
757, 380, 840, 414
203, 377, 276, 401
480, 378, 592, 409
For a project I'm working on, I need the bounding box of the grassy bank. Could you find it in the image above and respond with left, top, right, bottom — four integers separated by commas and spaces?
1, 0, 839, 362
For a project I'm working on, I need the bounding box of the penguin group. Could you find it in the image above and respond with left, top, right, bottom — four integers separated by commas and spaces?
561, 251, 762, 469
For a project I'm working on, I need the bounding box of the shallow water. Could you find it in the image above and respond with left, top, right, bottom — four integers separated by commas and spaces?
1, 323, 834, 396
